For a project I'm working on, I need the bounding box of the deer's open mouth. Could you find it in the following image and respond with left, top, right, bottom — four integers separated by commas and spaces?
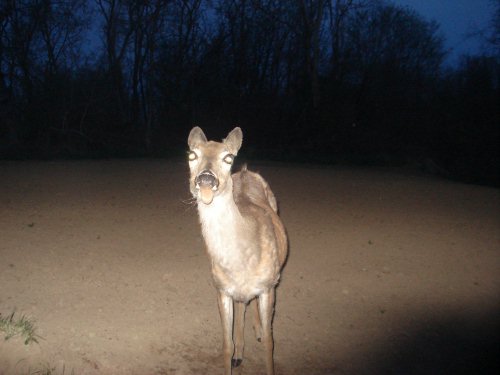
195, 170, 219, 204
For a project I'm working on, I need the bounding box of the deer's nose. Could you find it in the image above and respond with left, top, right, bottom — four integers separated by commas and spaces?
195, 170, 219, 189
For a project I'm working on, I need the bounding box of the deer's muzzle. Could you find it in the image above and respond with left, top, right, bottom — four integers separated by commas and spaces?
195, 170, 219, 204
195, 170, 219, 188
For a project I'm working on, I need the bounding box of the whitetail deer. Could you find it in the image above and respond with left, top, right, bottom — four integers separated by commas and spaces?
187, 127, 288, 375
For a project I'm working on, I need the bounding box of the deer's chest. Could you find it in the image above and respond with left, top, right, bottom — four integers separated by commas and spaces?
198, 201, 276, 301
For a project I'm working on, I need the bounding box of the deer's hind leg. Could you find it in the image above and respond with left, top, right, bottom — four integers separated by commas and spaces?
251, 297, 262, 342
232, 301, 246, 367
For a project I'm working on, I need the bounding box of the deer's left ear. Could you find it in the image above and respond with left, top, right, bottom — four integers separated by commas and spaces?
188, 126, 207, 149
224, 127, 243, 155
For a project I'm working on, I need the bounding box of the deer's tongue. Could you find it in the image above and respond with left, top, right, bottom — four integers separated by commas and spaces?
199, 185, 215, 205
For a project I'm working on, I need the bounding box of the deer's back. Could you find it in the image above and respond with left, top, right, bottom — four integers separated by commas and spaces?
232, 168, 288, 268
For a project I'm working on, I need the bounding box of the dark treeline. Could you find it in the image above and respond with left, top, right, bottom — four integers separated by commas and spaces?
0, 0, 498, 184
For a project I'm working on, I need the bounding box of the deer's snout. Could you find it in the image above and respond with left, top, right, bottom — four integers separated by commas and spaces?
195, 170, 219, 190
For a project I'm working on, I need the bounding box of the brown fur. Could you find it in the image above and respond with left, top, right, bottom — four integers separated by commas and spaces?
188, 127, 288, 375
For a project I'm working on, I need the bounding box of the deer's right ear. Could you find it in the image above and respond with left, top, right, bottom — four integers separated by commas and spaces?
188, 127, 207, 149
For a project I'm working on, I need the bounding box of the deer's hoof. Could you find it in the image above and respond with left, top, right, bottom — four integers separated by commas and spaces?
232, 358, 242, 368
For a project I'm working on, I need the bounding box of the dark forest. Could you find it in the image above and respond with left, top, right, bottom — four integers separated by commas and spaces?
0, 0, 498, 185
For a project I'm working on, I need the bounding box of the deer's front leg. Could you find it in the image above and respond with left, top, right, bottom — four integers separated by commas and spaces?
259, 289, 276, 375
233, 301, 246, 367
217, 291, 234, 375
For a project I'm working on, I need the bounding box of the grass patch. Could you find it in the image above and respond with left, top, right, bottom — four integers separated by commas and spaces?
28, 364, 56, 375
28, 363, 74, 375
0, 311, 40, 345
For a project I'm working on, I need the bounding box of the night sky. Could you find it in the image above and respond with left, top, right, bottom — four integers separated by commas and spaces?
394, 0, 496, 65
82, 1, 497, 66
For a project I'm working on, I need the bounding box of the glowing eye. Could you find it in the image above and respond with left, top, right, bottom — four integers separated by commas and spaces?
223, 154, 234, 164
188, 151, 197, 161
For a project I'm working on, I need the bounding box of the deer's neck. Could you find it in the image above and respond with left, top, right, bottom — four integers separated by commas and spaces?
197, 180, 244, 261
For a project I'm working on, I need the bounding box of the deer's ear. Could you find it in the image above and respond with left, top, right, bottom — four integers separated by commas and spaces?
224, 127, 243, 154
188, 127, 207, 149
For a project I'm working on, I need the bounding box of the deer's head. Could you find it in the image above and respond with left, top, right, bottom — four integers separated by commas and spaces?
188, 127, 243, 205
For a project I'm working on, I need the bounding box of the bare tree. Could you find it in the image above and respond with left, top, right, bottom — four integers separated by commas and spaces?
127, 0, 170, 149
2, 0, 41, 99
96, 0, 134, 122
339, 1, 445, 155
326, 0, 365, 81
37, 0, 88, 76
0, 0, 88, 154
297, 0, 326, 109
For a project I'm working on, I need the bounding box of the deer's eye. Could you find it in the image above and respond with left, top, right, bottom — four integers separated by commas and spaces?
188, 151, 197, 161
223, 154, 234, 164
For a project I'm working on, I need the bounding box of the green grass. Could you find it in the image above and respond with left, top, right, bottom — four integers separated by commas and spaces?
0, 311, 40, 345
0, 312, 73, 374
28, 363, 74, 375
28, 364, 56, 375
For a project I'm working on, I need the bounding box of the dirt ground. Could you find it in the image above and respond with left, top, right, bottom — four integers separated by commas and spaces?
0, 159, 499, 375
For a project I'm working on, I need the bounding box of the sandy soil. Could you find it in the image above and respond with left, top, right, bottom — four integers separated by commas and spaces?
0, 159, 499, 375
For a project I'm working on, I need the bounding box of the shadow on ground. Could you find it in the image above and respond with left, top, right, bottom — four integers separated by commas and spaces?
342, 307, 500, 375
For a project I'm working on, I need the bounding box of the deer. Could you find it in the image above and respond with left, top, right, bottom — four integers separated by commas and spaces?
187, 127, 288, 375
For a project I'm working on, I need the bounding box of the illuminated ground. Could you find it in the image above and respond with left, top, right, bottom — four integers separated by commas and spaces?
1, 160, 498, 375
